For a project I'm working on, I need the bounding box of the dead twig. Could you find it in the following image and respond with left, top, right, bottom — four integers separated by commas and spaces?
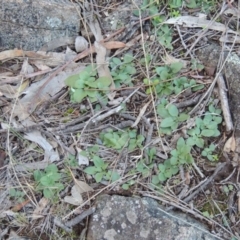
217, 73, 233, 132
65, 207, 96, 227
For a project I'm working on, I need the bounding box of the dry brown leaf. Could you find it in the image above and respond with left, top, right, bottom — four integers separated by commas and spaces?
103, 41, 126, 49
12, 199, 31, 212
0, 49, 49, 61
224, 135, 236, 152
20, 59, 34, 75
32, 197, 49, 220
64, 180, 93, 206
24, 130, 59, 162
163, 53, 188, 68
132, 101, 151, 127
64, 185, 83, 206
35, 51, 66, 67
165, 16, 237, 34
74, 179, 93, 193
95, 41, 114, 88
12, 64, 85, 120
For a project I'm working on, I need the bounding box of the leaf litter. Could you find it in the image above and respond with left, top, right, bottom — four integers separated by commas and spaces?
0, 0, 239, 239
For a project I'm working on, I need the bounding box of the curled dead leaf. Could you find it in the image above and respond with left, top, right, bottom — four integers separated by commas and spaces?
224, 135, 236, 153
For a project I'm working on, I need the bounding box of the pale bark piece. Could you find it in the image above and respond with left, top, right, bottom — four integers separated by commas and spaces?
0, 0, 80, 51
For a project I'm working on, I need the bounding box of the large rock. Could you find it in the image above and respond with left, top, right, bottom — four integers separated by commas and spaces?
87, 195, 218, 240
0, 0, 80, 51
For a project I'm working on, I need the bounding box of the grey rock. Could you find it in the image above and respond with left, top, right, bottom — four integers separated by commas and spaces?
87, 194, 219, 240
0, 0, 80, 51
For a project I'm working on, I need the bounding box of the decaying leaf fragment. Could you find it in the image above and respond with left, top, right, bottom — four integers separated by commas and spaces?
224, 135, 236, 152
64, 180, 93, 206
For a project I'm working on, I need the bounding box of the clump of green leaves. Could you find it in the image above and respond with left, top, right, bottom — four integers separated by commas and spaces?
80, 145, 100, 159
34, 164, 64, 200
122, 159, 154, 190
9, 188, 25, 203
168, 0, 210, 9
157, 101, 189, 134
122, 180, 136, 190
100, 129, 144, 151
187, 104, 222, 148
65, 64, 111, 103
135, 0, 173, 49
145, 62, 203, 97
190, 59, 204, 72
152, 137, 193, 183
84, 156, 120, 183
202, 144, 218, 161
222, 184, 234, 196
173, 77, 204, 94
110, 53, 136, 88
157, 25, 173, 50
64, 154, 79, 168
145, 62, 183, 96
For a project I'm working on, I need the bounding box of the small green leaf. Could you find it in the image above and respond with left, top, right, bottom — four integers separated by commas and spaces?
40, 176, 53, 186
112, 57, 122, 65
202, 150, 207, 157
152, 175, 160, 185
170, 122, 178, 130
161, 117, 175, 127
170, 157, 178, 165
9, 188, 16, 197
171, 149, 178, 157
122, 184, 130, 190
43, 188, 54, 199
47, 172, 61, 182
95, 172, 104, 183
207, 155, 214, 161
177, 137, 185, 149
84, 166, 98, 175
129, 130, 137, 138
117, 73, 129, 81
34, 170, 43, 182
186, 0, 198, 8
93, 156, 106, 169
213, 129, 220, 137
96, 76, 112, 88
110, 171, 120, 182
170, 166, 179, 175
125, 65, 136, 75
186, 137, 196, 146
209, 144, 215, 151
158, 172, 167, 182
158, 163, 166, 172
169, 0, 182, 8
72, 89, 87, 102
157, 106, 169, 118
164, 169, 172, 178
195, 138, 204, 148
45, 164, 58, 173
192, 84, 204, 91
65, 74, 80, 87
123, 54, 134, 63
214, 116, 222, 124
201, 129, 215, 137
170, 62, 183, 73
202, 211, 211, 218
178, 113, 189, 122
168, 104, 178, 117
